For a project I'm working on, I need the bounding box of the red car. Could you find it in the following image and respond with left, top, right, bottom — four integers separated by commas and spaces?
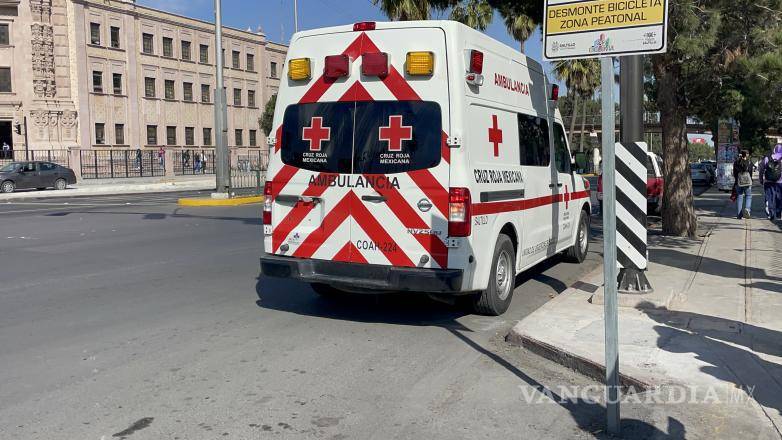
597, 151, 664, 214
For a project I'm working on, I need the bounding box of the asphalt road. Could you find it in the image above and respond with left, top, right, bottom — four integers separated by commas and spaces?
0, 191, 612, 439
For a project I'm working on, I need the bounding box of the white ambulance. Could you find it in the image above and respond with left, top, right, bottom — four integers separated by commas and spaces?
260, 20, 591, 315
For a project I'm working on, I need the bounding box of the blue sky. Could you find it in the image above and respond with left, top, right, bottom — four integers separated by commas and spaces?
137, 0, 554, 80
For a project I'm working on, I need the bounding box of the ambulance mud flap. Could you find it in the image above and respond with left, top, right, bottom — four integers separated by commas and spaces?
260, 255, 463, 293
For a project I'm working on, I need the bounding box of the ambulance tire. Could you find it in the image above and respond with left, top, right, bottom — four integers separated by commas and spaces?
564, 210, 589, 263
310, 283, 345, 298
472, 234, 515, 316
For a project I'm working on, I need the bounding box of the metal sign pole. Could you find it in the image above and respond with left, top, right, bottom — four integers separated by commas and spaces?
213, 0, 229, 194
600, 56, 620, 435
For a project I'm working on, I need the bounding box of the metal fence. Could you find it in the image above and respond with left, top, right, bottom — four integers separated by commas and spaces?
0, 149, 70, 167
173, 149, 216, 175
234, 149, 269, 172
229, 168, 264, 195
80, 149, 165, 179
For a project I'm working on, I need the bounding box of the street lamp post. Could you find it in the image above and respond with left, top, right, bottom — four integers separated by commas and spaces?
213, 0, 230, 195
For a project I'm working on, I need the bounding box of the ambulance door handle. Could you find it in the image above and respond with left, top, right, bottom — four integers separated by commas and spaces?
549, 183, 563, 188
361, 195, 387, 203
276, 194, 321, 205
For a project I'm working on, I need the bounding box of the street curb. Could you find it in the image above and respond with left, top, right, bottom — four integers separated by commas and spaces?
177, 195, 264, 206
505, 265, 654, 391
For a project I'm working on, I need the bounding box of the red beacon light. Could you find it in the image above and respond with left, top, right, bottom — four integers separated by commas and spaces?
324, 54, 350, 79
550, 84, 560, 101
466, 49, 484, 86
353, 21, 376, 31
362, 52, 388, 77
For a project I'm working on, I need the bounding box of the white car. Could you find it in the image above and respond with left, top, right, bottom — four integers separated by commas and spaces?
260, 21, 590, 315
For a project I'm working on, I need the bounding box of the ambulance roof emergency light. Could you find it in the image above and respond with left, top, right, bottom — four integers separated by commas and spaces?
362, 52, 388, 77
353, 22, 376, 31
288, 58, 311, 81
406, 51, 434, 76
324, 54, 350, 79
466, 49, 484, 86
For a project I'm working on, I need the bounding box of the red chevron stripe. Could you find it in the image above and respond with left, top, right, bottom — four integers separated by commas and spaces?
291, 192, 352, 258
272, 172, 334, 252
270, 164, 298, 199
349, 192, 415, 267
407, 169, 449, 217
332, 241, 368, 264
370, 176, 448, 269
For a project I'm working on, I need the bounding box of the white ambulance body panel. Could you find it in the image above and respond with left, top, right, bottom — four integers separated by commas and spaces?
261, 21, 590, 313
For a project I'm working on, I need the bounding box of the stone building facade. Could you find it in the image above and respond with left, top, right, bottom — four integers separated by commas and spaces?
0, 0, 287, 159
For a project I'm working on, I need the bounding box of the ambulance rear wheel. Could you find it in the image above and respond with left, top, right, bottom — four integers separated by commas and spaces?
472, 234, 515, 316
564, 210, 589, 263
310, 283, 345, 298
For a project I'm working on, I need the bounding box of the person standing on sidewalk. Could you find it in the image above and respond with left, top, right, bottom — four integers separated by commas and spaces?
758, 143, 782, 220
157, 146, 165, 169
733, 149, 754, 219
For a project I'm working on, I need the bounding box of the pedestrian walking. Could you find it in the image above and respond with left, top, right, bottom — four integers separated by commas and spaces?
733, 149, 754, 219
135, 148, 142, 170
759, 143, 782, 220
194, 152, 202, 172
202, 153, 208, 172
1, 141, 10, 159
157, 147, 165, 168
183, 149, 190, 169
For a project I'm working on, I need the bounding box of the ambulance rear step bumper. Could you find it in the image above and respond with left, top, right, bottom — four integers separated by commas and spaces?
260, 254, 464, 293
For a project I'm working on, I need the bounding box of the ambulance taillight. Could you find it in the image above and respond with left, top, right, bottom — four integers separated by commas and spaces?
263, 181, 273, 225
448, 188, 472, 237
324, 54, 350, 79
362, 52, 388, 77
353, 21, 376, 31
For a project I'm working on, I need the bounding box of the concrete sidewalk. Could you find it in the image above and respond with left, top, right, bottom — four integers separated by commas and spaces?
508, 186, 782, 438
0, 175, 215, 200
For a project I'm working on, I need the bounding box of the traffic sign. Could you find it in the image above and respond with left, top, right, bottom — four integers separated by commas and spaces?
543, 0, 669, 60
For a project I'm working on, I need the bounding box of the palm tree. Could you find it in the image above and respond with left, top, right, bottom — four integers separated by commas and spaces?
578, 61, 600, 152
553, 59, 599, 147
501, 11, 535, 54
372, 0, 432, 20
449, 0, 493, 31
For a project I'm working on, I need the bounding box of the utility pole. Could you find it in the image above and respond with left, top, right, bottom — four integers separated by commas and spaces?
293, 0, 299, 33
600, 56, 620, 436
23, 117, 29, 161
213, 0, 230, 195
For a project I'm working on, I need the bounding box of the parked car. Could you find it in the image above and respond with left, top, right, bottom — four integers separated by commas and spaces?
690, 163, 712, 186
0, 161, 77, 193
700, 161, 717, 184
597, 151, 664, 215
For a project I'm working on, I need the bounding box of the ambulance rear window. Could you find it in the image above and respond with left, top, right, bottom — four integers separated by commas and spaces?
280, 101, 442, 174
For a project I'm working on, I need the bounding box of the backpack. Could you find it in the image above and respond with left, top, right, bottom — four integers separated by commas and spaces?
765, 157, 782, 182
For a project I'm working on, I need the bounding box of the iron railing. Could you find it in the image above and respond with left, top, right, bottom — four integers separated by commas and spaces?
229, 168, 264, 195
173, 149, 216, 175
0, 149, 70, 167
234, 149, 269, 172
80, 149, 165, 179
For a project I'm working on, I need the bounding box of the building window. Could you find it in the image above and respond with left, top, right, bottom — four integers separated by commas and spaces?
246, 53, 255, 71
249, 129, 257, 146
115, 124, 125, 145
92, 71, 103, 93
233, 88, 241, 106
90, 22, 100, 45
147, 125, 158, 145
235, 129, 243, 146
201, 84, 210, 103
203, 128, 212, 146
221, 49, 225, 65
162, 37, 173, 57
0, 67, 11, 92
232, 50, 240, 69
110, 26, 120, 48
166, 126, 177, 145
112, 73, 122, 95
199, 44, 209, 63
185, 127, 195, 146
142, 33, 153, 54
0, 24, 10, 45
95, 123, 105, 144
164, 79, 175, 100
181, 40, 191, 61
144, 77, 156, 98
247, 90, 256, 107
270, 62, 277, 78
183, 82, 193, 102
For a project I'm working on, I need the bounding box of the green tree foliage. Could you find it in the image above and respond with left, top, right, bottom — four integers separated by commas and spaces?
688, 142, 714, 162
553, 59, 600, 148
449, 0, 493, 31
260, 94, 276, 137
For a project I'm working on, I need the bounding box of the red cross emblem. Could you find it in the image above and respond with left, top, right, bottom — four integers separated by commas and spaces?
488, 115, 503, 157
302, 116, 331, 151
563, 184, 570, 209
379, 115, 413, 152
